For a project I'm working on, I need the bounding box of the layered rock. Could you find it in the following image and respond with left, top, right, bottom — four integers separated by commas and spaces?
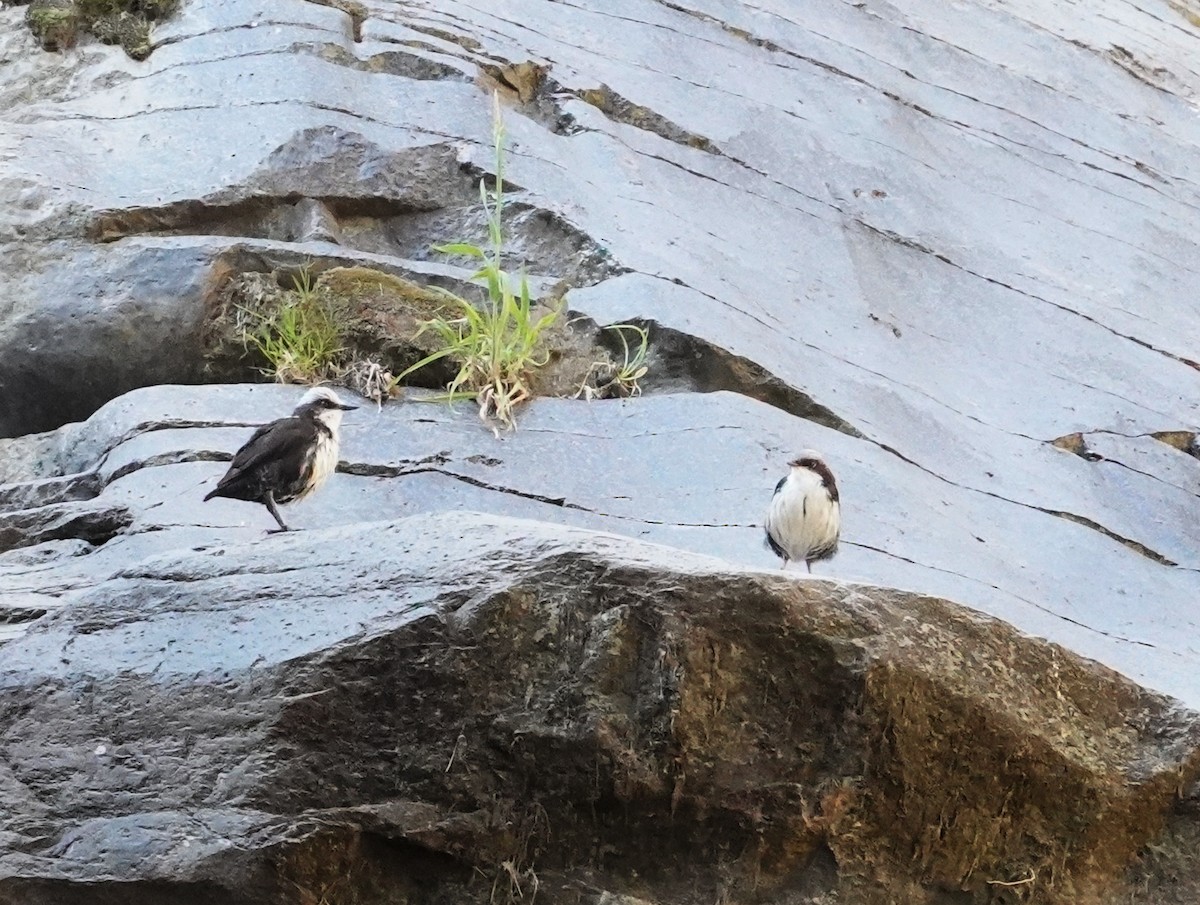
0, 384, 1197, 900
4, 0, 1200, 899
2, 510, 1198, 905
4, 382, 1200, 713
1, 0, 1198, 711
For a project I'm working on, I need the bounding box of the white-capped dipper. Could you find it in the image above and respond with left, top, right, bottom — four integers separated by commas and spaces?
764, 450, 840, 573
204, 387, 357, 532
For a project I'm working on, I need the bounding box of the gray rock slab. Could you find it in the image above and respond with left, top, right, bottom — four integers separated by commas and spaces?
2, 384, 1199, 710
0, 0, 1198, 859
1, 509, 1197, 903
0, 240, 221, 436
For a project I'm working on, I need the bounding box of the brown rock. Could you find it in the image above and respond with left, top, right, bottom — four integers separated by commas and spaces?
0, 513, 1195, 904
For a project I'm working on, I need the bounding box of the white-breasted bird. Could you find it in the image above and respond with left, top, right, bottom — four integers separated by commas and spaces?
764, 450, 840, 573
204, 387, 358, 532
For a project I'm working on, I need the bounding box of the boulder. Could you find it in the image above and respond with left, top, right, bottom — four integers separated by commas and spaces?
2, 511, 1198, 905
4, 383, 1200, 713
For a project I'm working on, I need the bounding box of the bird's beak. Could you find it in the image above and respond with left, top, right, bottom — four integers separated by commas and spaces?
338, 403, 359, 411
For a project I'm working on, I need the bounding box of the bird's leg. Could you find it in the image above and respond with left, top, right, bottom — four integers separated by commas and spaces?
806, 560, 812, 574
263, 492, 291, 533
781, 558, 789, 571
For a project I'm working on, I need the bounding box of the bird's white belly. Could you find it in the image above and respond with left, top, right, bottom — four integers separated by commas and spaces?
297, 431, 339, 500
767, 472, 840, 562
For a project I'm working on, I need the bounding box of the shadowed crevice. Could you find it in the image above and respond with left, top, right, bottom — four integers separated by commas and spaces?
0, 502, 132, 554
630, 319, 867, 439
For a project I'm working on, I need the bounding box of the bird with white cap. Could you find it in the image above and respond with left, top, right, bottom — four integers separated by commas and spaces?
204, 386, 358, 532
764, 450, 840, 573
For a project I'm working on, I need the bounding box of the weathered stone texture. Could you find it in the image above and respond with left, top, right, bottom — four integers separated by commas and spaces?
4, 0, 1200, 899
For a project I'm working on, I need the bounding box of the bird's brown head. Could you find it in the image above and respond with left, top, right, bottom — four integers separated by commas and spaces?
788, 449, 826, 471
788, 450, 839, 501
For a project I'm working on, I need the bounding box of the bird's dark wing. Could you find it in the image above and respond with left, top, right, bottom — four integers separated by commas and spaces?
209, 417, 312, 498
764, 527, 787, 559
765, 478, 788, 560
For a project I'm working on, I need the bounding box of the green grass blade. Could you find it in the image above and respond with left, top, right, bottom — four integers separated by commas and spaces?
392, 346, 460, 383
435, 243, 486, 258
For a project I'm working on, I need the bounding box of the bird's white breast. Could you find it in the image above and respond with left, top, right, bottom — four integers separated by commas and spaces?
767, 467, 840, 562
299, 426, 340, 500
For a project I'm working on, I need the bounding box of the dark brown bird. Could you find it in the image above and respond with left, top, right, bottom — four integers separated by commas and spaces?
204, 387, 357, 532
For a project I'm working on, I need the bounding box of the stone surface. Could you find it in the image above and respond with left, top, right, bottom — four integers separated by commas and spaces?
5, 383, 1200, 715
4, 0, 1200, 898
0, 0, 1197, 690
2, 510, 1199, 905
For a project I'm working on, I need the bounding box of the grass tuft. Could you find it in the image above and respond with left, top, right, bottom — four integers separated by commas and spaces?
391, 94, 562, 433
577, 323, 650, 400
240, 267, 345, 385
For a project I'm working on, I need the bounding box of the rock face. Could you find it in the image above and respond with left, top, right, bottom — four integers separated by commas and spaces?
1, 0, 1198, 711
4, 0, 1200, 899
2, 510, 1199, 905
5, 380, 1200, 713
0, 384, 1198, 902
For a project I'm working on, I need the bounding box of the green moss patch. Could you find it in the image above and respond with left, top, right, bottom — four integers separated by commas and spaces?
23, 0, 177, 60
25, 0, 81, 52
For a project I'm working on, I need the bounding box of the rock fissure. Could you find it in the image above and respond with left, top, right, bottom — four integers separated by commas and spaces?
657, 0, 1199, 212
105, 450, 234, 485
0, 473, 103, 515
925, 84, 1195, 203
846, 539, 1158, 647
862, 435, 1187, 569
1050, 432, 1200, 499
856, 219, 1200, 375
1043, 509, 1182, 567
339, 461, 757, 528
635, 319, 866, 438
90, 194, 452, 244
572, 83, 723, 154
81, 420, 268, 477
148, 21, 347, 53
1103, 457, 1200, 500
0, 503, 133, 555
315, 42, 472, 81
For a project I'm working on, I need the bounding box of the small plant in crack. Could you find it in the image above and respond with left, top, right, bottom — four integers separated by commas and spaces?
490, 858, 540, 905
390, 93, 562, 434
577, 323, 650, 400
477, 801, 548, 905
239, 265, 345, 385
